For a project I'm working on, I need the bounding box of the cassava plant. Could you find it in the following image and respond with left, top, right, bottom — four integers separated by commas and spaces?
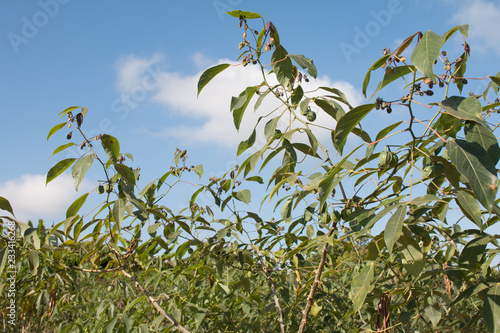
2, 9, 500, 333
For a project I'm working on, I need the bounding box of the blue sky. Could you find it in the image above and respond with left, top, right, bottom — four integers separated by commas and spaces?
1, 0, 500, 224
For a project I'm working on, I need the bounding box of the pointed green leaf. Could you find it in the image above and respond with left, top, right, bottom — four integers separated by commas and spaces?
289, 54, 317, 78
281, 198, 292, 220
459, 236, 489, 269
0, 196, 14, 216
271, 45, 293, 88
28, 250, 39, 273
384, 204, 407, 254
51, 142, 76, 157
264, 117, 280, 141
47, 122, 67, 140
58, 106, 81, 118
399, 236, 424, 277
318, 146, 361, 208
411, 30, 443, 82
101, 134, 120, 163
438, 96, 486, 125
363, 54, 390, 98
46, 158, 76, 185
66, 193, 89, 218
454, 52, 467, 93
197, 63, 230, 97
447, 138, 498, 211
113, 199, 125, 232
226, 10, 262, 19
333, 104, 375, 154
455, 189, 482, 228
237, 129, 256, 156
370, 65, 415, 100
230, 86, 257, 131
193, 164, 204, 179
351, 262, 375, 312
234, 189, 251, 205
315, 98, 345, 121
114, 164, 136, 186
71, 154, 94, 191
465, 122, 500, 166
484, 283, 500, 333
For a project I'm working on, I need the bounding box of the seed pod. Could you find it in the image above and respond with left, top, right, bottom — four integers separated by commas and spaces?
67, 132, 73, 140
97, 185, 105, 194
331, 210, 341, 223
76, 113, 83, 128
306, 111, 317, 122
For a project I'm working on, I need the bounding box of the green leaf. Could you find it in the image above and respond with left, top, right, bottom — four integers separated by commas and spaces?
66, 193, 89, 218
237, 129, 256, 156
370, 65, 415, 100
438, 96, 486, 125
484, 283, 500, 333
289, 54, 317, 78
333, 104, 375, 154
362, 54, 391, 98
0, 196, 14, 216
455, 189, 483, 228
235, 189, 251, 205
454, 52, 467, 93
51, 142, 76, 157
47, 122, 67, 140
197, 63, 230, 97
351, 263, 375, 312
58, 106, 81, 118
115, 164, 136, 186
411, 30, 443, 82
193, 164, 204, 179
101, 134, 120, 163
226, 10, 262, 19
315, 98, 344, 121
465, 122, 500, 166
113, 199, 125, 232
271, 45, 293, 88
319, 87, 352, 108
399, 236, 424, 277
459, 236, 490, 269
28, 250, 39, 273
46, 158, 76, 185
291, 84, 303, 107
384, 204, 407, 254
71, 154, 94, 191
264, 117, 280, 141
230, 86, 257, 131
281, 198, 292, 220
318, 146, 361, 208
447, 138, 498, 211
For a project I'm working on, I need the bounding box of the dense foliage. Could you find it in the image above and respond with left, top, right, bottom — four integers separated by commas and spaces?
2, 10, 500, 332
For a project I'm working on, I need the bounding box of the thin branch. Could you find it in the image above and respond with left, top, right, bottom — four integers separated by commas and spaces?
298, 225, 336, 333
263, 266, 286, 333
120, 269, 191, 333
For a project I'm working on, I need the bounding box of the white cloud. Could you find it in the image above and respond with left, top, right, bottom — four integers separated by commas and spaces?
450, 0, 500, 55
114, 53, 364, 149
0, 174, 92, 223
114, 52, 164, 93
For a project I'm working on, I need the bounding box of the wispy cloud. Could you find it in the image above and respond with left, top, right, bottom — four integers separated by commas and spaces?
0, 174, 92, 223
114, 52, 363, 149
450, 0, 500, 55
